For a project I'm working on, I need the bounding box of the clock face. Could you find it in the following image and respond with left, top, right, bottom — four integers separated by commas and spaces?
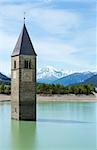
13, 71, 16, 79
22, 70, 32, 81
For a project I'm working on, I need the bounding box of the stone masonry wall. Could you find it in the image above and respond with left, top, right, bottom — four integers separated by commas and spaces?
11, 55, 36, 120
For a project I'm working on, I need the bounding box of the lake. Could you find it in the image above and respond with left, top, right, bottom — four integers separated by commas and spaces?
0, 102, 96, 150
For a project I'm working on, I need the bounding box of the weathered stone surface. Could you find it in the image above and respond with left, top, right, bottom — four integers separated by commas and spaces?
11, 55, 36, 121
11, 24, 37, 121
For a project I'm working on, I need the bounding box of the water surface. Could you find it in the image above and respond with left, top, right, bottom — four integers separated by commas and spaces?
0, 102, 96, 150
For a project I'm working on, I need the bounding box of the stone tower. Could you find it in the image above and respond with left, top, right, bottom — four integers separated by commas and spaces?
11, 23, 37, 121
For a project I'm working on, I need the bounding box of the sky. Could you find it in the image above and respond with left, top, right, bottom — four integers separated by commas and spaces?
0, 0, 96, 75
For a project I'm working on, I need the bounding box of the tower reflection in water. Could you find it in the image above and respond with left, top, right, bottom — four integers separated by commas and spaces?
11, 120, 37, 150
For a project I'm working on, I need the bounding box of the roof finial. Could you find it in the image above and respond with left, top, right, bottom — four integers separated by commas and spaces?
24, 12, 26, 24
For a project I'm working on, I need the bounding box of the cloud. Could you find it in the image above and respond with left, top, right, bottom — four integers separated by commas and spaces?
29, 8, 81, 35
0, 60, 10, 75
62, 0, 92, 1
33, 37, 96, 71
0, 0, 94, 3
0, 3, 81, 35
0, 31, 15, 53
0, 1, 96, 74
0, 31, 15, 74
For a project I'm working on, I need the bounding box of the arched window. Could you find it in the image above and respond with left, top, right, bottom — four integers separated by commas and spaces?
15, 108, 17, 113
29, 61, 31, 69
14, 61, 16, 69
24, 60, 28, 68
24, 60, 31, 69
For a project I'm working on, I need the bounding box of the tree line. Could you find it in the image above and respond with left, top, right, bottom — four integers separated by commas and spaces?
0, 83, 96, 95
0, 84, 11, 95
37, 83, 95, 95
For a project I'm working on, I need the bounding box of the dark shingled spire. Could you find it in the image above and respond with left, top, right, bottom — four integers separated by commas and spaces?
11, 24, 37, 57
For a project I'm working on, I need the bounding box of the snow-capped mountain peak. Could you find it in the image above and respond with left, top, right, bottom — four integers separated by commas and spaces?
37, 66, 67, 83
37, 66, 97, 84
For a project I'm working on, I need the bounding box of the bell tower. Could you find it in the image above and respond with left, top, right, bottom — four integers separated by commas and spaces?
11, 23, 37, 121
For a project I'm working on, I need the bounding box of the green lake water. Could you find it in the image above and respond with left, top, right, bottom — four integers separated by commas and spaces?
0, 102, 96, 150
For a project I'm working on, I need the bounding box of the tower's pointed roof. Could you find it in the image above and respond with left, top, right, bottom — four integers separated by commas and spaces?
11, 24, 37, 57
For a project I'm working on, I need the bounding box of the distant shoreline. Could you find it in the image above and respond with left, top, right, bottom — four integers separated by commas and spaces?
37, 94, 97, 102
0, 94, 11, 102
0, 94, 97, 102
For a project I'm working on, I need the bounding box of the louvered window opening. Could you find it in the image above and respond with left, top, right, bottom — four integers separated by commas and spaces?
24, 60, 31, 69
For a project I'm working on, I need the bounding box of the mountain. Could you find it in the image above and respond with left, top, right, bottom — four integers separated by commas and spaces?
1, 66, 97, 86
53, 72, 96, 86
84, 74, 97, 87
0, 66, 68, 84
0, 72, 11, 84
37, 66, 68, 83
